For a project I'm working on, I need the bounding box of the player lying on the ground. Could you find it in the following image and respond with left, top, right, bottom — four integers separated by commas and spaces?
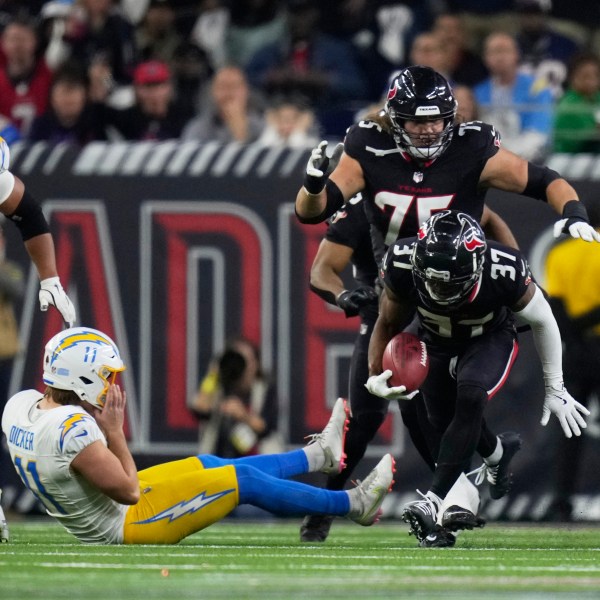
366, 210, 589, 543
1, 327, 395, 544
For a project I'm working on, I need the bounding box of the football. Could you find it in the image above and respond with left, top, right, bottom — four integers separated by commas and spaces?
382, 332, 429, 392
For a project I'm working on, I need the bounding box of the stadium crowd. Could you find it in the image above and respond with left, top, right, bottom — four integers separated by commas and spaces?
0, 0, 597, 155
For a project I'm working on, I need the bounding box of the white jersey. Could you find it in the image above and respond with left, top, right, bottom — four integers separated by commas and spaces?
1, 390, 128, 543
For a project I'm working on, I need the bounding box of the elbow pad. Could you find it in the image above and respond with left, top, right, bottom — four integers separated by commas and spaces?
522, 163, 561, 201
296, 180, 345, 225
7, 190, 50, 241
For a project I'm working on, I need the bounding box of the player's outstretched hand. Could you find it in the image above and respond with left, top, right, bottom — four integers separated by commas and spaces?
39, 276, 76, 326
553, 218, 600, 243
365, 370, 418, 401
541, 384, 590, 438
303, 140, 344, 194
336, 286, 378, 317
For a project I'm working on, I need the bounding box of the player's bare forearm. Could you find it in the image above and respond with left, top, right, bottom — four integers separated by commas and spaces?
24, 233, 59, 280
481, 206, 519, 249
310, 240, 353, 303
368, 291, 409, 375
295, 187, 327, 221
545, 178, 579, 214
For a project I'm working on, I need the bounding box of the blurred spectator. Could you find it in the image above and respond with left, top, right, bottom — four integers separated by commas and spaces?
553, 53, 600, 153
474, 31, 553, 161
191, 337, 282, 458
542, 203, 600, 521
136, 0, 183, 64
60, 0, 137, 86
225, 0, 286, 68
244, 0, 368, 117
0, 1, 45, 32
256, 93, 320, 147
188, 0, 230, 70
319, 1, 435, 102
95, 59, 192, 140
443, 0, 515, 50
171, 40, 213, 116
514, 0, 580, 98
0, 15, 53, 137
0, 219, 24, 492
432, 12, 488, 86
408, 31, 449, 78
453, 84, 480, 122
28, 60, 105, 145
181, 65, 265, 144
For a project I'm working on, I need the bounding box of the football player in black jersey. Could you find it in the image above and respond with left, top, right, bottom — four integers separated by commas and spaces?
366, 210, 590, 544
295, 65, 600, 249
302, 196, 518, 546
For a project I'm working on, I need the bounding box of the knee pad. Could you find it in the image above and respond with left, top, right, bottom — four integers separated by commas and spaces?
455, 384, 487, 423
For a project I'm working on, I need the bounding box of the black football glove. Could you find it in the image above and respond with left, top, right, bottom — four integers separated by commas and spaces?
336, 286, 378, 317
303, 140, 344, 194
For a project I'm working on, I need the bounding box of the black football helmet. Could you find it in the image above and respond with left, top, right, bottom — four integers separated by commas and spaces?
412, 210, 486, 306
385, 66, 457, 162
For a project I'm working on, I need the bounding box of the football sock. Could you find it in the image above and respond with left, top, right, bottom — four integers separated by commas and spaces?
302, 442, 326, 472
236, 464, 350, 516
198, 449, 309, 479
483, 437, 503, 466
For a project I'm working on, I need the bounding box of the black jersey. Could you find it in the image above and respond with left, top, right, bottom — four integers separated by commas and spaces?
344, 119, 501, 248
326, 195, 378, 289
382, 237, 532, 345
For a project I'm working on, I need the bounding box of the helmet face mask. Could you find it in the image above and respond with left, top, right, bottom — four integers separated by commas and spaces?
43, 327, 125, 409
412, 211, 486, 307
385, 66, 457, 161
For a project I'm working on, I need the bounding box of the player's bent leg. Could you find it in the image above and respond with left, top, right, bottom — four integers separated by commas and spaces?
199, 398, 350, 481
236, 464, 351, 517
123, 464, 239, 544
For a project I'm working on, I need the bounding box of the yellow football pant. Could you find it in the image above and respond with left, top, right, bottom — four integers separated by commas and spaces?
123, 456, 239, 544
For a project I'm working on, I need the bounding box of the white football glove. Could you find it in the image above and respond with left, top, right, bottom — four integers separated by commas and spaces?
0, 136, 9, 174
303, 140, 344, 194
553, 218, 600, 243
39, 276, 76, 326
365, 370, 419, 401
541, 383, 590, 438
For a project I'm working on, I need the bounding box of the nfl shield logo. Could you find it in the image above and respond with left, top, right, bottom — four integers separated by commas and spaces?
413, 171, 423, 183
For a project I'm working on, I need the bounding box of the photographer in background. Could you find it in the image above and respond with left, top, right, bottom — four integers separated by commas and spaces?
190, 337, 282, 458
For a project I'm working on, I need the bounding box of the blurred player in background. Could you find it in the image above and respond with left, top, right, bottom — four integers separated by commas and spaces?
1, 327, 395, 544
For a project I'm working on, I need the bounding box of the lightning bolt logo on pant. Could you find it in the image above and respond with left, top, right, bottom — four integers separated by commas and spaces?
133, 488, 236, 524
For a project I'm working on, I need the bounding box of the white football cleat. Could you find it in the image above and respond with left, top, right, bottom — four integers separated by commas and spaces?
304, 398, 350, 475
347, 453, 396, 526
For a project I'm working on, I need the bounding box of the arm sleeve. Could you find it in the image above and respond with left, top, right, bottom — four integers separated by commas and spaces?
513, 284, 563, 387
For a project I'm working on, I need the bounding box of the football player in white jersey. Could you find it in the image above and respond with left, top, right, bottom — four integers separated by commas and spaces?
1, 327, 395, 544
0, 136, 75, 543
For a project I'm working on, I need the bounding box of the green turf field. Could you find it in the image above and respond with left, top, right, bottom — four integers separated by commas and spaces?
1, 519, 599, 599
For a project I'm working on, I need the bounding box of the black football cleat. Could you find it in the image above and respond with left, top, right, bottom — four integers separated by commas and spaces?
300, 514, 335, 542
401, 492, 438, 542
420, 526, 457, 548
441, 505, 486, 532
488, 431, 522, 499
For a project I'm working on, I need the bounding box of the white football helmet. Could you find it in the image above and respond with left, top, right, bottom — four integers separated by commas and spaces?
43, 327, 125, 408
